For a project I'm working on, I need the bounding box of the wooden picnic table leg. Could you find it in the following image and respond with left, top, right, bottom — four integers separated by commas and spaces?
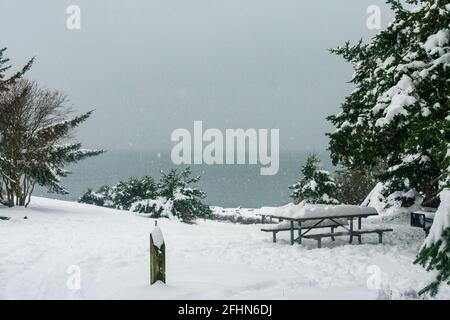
331, 227, 335, 241
290, 220, 294, 245
297, 221, 302, 244
273, 231, 277, 243
357, 217, 362, 244
349, 218, 354, 243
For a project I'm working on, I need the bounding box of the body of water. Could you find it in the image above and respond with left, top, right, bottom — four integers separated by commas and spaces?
35, 150, 333, 208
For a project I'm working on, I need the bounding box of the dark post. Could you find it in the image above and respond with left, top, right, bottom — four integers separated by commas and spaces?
349, 218, 354, 243
298, 221, 302, 244
290, 220, 294, 245
150, 221, 166, 284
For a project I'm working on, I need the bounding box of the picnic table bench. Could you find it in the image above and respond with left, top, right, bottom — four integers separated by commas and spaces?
261, 218, 348, 243
303, 228, 393, 248
259, 206, 393, 248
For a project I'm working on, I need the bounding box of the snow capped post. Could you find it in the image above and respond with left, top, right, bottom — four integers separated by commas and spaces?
150, 221, 166, 285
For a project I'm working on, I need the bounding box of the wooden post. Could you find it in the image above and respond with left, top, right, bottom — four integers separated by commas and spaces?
150, 221, 166, 285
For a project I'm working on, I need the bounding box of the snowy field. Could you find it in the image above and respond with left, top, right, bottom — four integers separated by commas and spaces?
0, 197, 449, 300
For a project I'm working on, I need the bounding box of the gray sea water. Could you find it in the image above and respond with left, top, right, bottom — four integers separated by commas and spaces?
34, 150, 333, 208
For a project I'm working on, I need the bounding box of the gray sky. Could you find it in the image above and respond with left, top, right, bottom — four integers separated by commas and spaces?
0, 0, 391, 153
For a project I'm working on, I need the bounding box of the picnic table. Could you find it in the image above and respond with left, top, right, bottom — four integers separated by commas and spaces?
259, 204, 392, 248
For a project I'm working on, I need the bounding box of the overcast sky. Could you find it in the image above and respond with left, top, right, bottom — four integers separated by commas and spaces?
0, 0, 391, 153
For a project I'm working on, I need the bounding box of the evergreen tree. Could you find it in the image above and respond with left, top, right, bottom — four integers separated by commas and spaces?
0, 80, 103, 206
111, 176, 158, 210
0, 48, 34, 92
156, 167, 211, 223
415, 140, 450, 296
0, 48, 34, 205
78, 186, 112, 207
327, 0, 449, 295
328, 0, 449, 208
79, 169, 211, 223
79, 177, 158, 210
289, 155, 339, 205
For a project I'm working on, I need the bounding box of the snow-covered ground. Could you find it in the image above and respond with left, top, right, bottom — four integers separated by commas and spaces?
0, 197, 449, 300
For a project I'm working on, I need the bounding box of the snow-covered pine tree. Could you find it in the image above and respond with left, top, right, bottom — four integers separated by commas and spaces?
0, 80, 103, 206
111, 176, 158, 210
415, 132, 450, 296
154, 167, 211, 223
327, 0, 450, 295
79, 177, 159, 210
289, 154, 339, 205
78, 186, 113, 207
78, 171, 210, 223
328, 0, 449, 208
0, 48, 33, 205
0, 48, 33, 93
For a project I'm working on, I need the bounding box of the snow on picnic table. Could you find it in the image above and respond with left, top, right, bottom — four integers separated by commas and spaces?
0, 197, 449, 300
269, 201, 378, 219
